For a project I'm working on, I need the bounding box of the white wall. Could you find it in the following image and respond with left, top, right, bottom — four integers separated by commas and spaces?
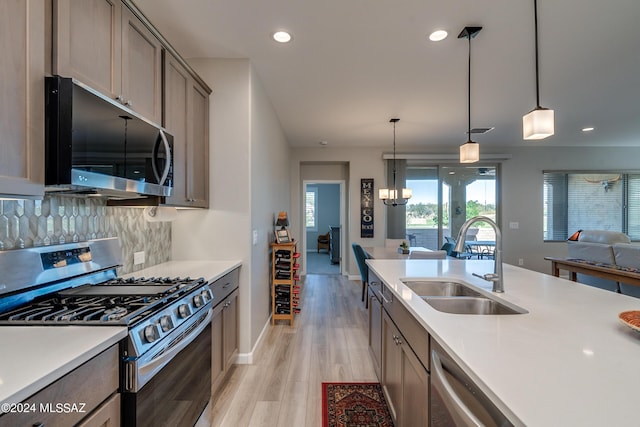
292, 147, 386, 278
249, 67, 290, 348
170, 58, 289, 357
501, 146, 640, 273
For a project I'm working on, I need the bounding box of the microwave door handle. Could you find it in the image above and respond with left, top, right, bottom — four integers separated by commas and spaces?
431, 351, 484, 427
152, 129, 172, 185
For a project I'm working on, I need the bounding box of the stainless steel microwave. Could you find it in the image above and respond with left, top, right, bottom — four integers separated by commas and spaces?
44, 76, 173, 199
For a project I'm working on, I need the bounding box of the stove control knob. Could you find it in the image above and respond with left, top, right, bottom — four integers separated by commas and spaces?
159, 315, 173, 332
144, 325, 159, 343
201, 290, 212, 302
178, 304, 191, 318
193, 294, 204, 308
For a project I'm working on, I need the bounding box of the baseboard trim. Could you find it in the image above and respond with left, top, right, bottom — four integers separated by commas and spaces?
235, 314, 271, 365
348, 274, 361, 281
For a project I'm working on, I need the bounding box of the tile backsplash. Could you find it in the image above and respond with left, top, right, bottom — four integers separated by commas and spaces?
0, 195, 170, 274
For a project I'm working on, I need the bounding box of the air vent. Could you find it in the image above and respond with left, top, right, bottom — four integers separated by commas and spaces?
467, 127, 494, 134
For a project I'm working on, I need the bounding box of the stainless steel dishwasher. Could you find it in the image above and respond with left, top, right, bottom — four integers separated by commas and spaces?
430, 339, 514, 427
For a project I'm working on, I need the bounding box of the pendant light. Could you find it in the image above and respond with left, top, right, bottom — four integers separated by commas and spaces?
379, 118, 412, 206
458, 26, 482, 164
523, 0, 554, 140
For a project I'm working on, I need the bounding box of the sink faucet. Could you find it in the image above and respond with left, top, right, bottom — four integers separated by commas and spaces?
453, 216, 504, 293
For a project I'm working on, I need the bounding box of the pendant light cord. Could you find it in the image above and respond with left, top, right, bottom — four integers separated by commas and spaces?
392, 119, 397, 191
467, 35, 472, 143
534, 0, 540, 108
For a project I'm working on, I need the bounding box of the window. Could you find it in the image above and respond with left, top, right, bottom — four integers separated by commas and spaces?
305, 187, 318, 230
543, 172, 640, 241
388, 163, 498, 250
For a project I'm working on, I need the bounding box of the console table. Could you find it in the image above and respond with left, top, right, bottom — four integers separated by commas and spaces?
545, 257, 640, 287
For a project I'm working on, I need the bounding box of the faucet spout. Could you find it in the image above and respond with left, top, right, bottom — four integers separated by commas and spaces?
453, 216, 504, 293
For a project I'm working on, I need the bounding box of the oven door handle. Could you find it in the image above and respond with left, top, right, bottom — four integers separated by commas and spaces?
136, 308, 213, 388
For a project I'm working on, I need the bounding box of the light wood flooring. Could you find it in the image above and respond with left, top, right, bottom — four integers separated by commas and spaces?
197, 273, 377, 427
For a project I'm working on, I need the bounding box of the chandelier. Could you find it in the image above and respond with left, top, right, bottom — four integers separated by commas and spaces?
379, 118, 412, 206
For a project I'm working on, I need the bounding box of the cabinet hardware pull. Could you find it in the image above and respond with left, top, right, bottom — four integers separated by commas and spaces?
381, 293, 391, 305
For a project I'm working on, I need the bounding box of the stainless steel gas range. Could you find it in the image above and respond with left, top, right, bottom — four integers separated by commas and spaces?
0, 238, 219, 426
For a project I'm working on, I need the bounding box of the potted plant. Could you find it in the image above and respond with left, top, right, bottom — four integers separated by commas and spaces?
398, 241, 409, 254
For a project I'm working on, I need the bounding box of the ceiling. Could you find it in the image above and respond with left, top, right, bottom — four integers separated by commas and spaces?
134, 0, 640, 151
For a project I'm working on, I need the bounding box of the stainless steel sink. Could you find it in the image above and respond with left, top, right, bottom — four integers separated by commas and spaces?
402, 280, 482, 297
422, 296, 527, 315
400, 279, 527, 315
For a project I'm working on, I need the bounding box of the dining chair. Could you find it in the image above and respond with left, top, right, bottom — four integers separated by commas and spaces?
441, 242, 472, 259
317, 232, 330, 253
352, 243, 370, 308
409, 250, 447, 259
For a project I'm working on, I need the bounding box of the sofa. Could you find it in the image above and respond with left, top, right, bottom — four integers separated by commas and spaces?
566, 230, 640, 297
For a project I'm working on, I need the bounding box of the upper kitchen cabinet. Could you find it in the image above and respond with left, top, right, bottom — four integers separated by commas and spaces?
120, 5, 162, 123
53, 0, 162, 124
186, 79, 210, 208
163, 53, 189, 206
163, 52, 210, 208
0, 0, 45, 198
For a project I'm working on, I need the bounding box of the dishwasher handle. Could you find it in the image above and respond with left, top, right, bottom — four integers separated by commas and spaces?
431, 350, 484, 427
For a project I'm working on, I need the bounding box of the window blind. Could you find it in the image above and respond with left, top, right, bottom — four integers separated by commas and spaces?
543, 172, 637, 241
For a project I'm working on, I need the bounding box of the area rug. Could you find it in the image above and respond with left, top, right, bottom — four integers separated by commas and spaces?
322, 382, 393, 427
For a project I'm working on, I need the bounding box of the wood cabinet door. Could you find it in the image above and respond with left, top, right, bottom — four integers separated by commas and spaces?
120, 5, 162, 124
53, 0, 122, 99
76, 393, 121, 427
211, 302, 225, 393
0, 0, 45, 197
186, 80, 210, 207
368, 291, 382, 380
163, 53, 189, 205
382, 311, 402, 424
400, 343, 429, 427
223, 290, 239, 371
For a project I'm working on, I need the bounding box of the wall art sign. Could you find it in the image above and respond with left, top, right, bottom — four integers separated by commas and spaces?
361, 178, 374, 238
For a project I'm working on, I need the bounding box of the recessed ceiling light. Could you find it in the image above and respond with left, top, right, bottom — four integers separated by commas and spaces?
429, 30, 448, 42
319, 140, 328, 146
273, 31, 292, 43
582, 127, 595, 132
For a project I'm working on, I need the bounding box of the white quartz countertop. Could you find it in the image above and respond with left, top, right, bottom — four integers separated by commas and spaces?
0, 260, 241, 409
0, 326, 126, 406
366, 259, 640, 427
123, 260, 242, 283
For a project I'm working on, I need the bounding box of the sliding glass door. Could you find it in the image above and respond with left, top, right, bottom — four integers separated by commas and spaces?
400, 164, 498, 250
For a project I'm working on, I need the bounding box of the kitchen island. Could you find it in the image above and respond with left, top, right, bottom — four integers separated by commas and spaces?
367, 258, 640, 426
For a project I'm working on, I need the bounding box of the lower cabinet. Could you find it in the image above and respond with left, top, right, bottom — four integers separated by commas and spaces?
400, 336, 430, 427
381, 311, 429, 427
368, 285, 382, 379
222, 289, 239, 371
76, 392, 120, 427
211, 269, 240, 397
370, 277, 430, 427
382, 311, 402, 423
0, 345, 120, 427
212, 289, 239, 393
